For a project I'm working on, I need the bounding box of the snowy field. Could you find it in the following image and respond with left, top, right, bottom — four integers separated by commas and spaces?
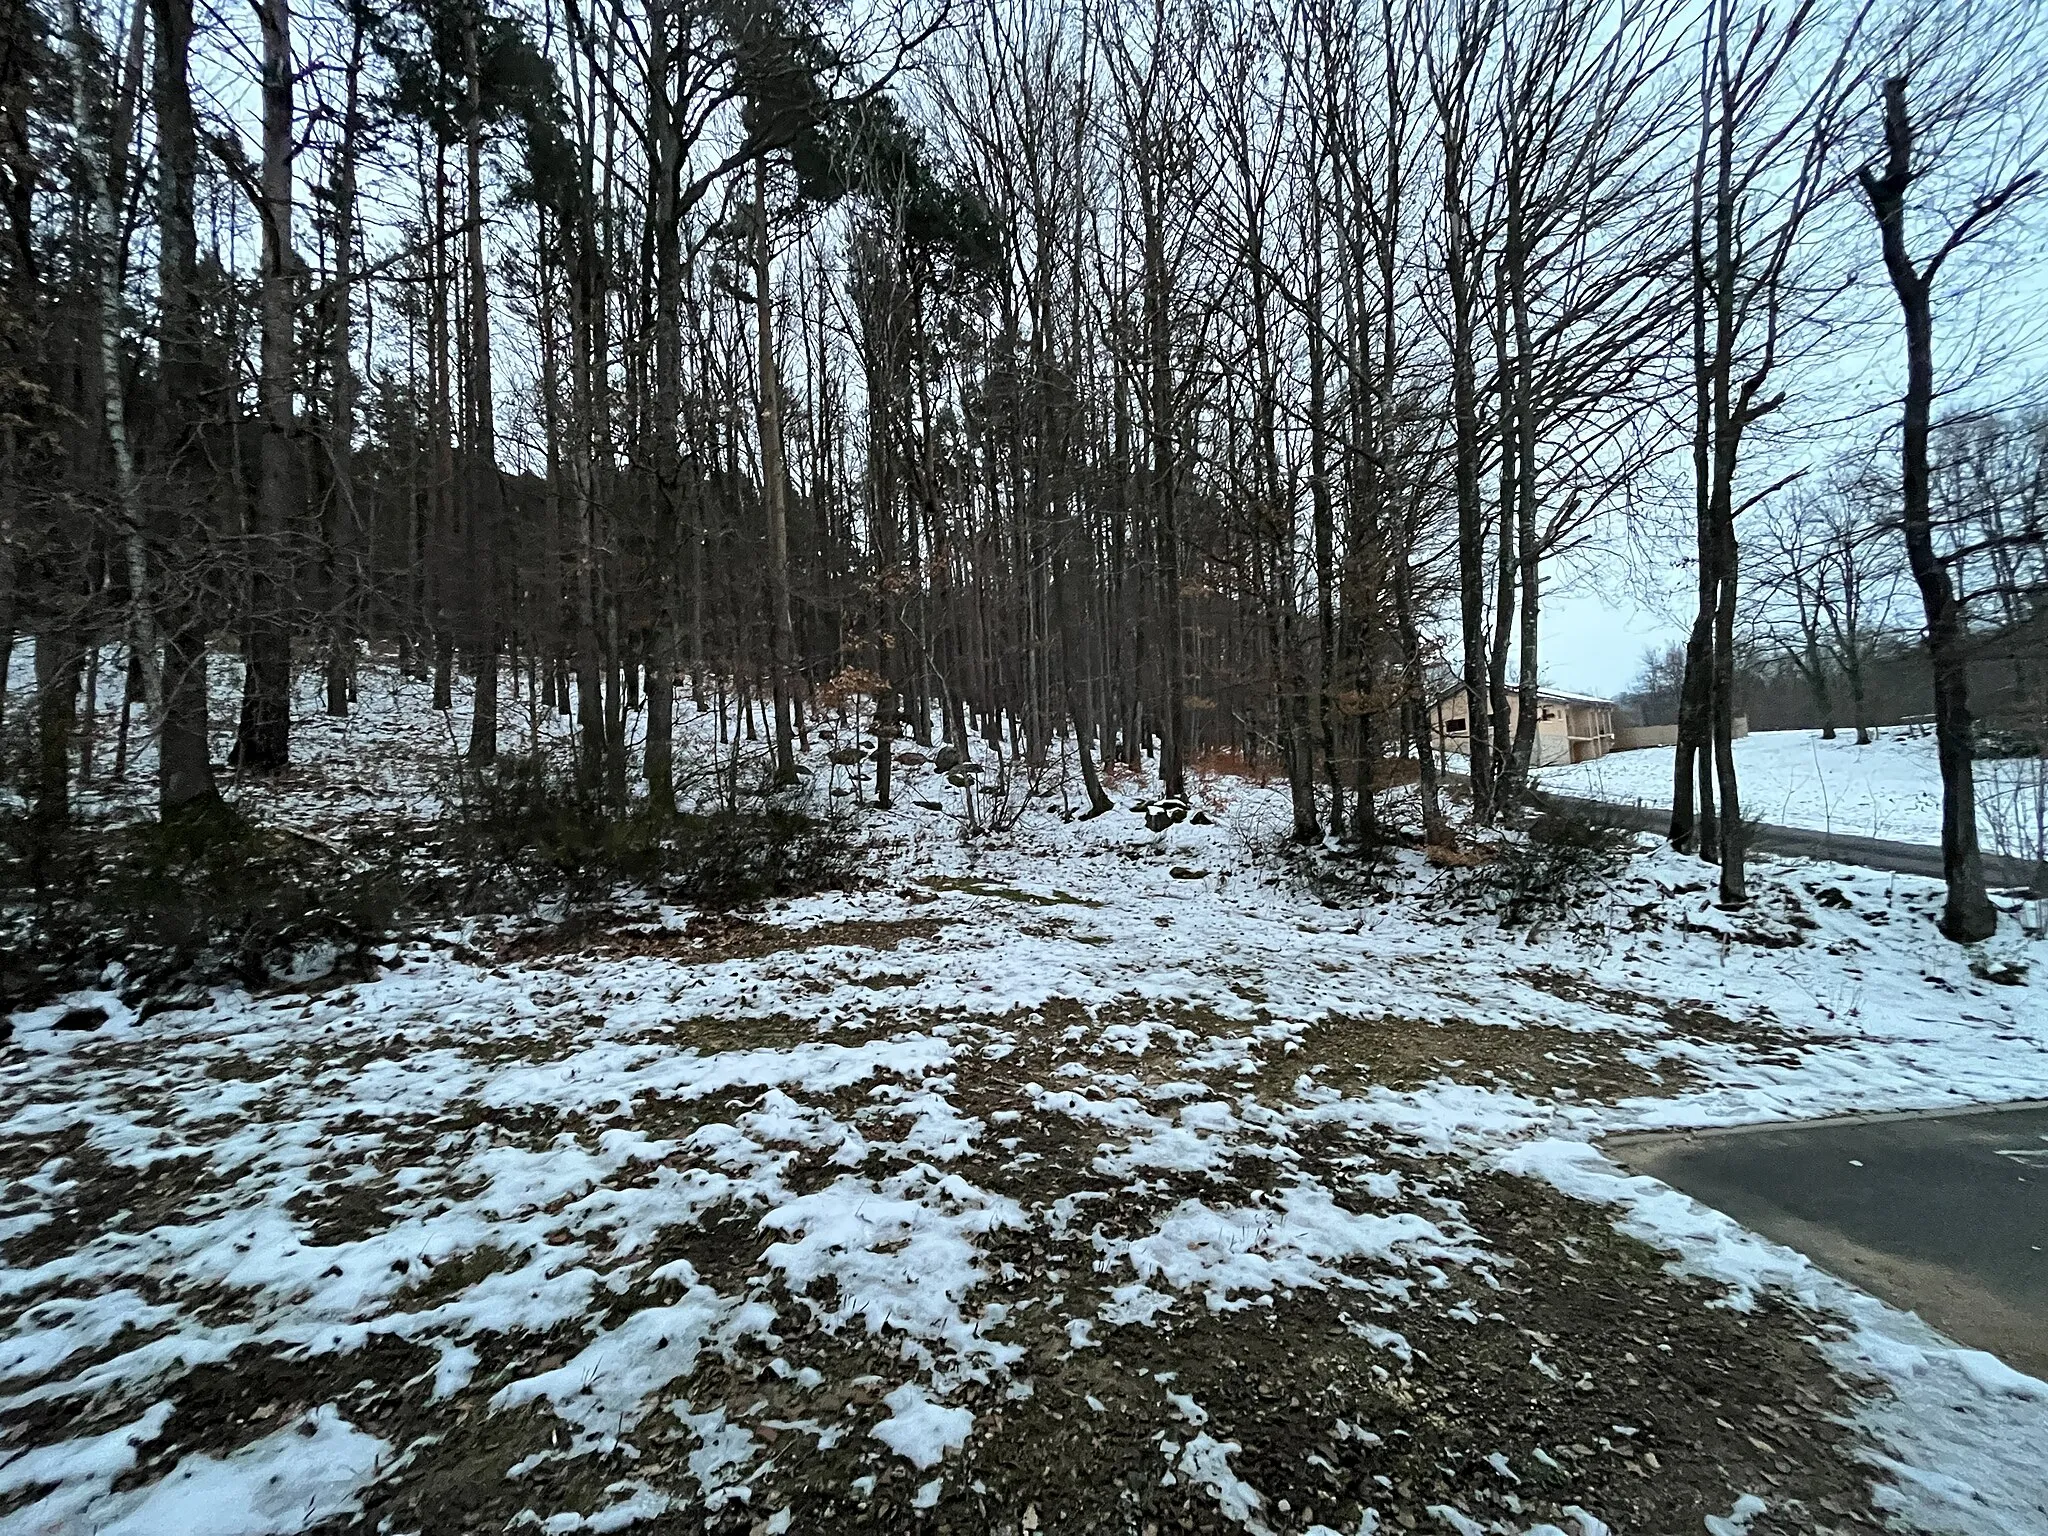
1535, 727, 2048, 856
3, 659, 2048, 1535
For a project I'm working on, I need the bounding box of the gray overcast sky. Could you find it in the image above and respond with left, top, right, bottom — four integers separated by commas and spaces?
1543, 585, 1684, 698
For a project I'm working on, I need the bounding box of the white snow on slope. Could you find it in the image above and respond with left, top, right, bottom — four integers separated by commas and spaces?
2, 660, 2046, 1533
1537, 726, 2046, 856
0, 1403, 384, 1536
1504, 1140, 2048, 1536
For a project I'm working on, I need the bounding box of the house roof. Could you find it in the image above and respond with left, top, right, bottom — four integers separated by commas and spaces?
1432, 682, 1614, 709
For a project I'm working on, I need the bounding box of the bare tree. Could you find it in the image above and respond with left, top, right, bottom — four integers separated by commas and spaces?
1671, 0, 1863, 908
152, 0, 220, 816
231, 0, 300, 771
1854, 0, 2047, 939
1755, 491, 1842, 735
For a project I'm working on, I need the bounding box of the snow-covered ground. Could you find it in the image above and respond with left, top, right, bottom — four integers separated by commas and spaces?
3, 660, 2047, 1535
1536, 727, 2048, 857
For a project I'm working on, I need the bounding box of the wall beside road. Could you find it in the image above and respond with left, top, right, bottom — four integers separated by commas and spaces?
1613, 718, 1748, 752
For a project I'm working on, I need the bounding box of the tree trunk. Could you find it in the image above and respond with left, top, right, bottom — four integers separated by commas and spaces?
1801, 627, 1835, 737
463, 13, 499, 765
1711, 487, 1745, 905
33, 633, 81, 824
1487, 276, 1517, 806
1140, 159, 1187, 803
873, 684, 896, 811
1444, 135, 1492, 822
62, 0, 158, 733
754, 158, 799, 785
322, 15, 365, 723
160, 627, 215, 810
1706, 48, 1746, 907
151, 0, 219, 818
1052, 538, 1112, 818
1306, 225, 1342, 839
1671, 49, 1715, 857
643, 7, 683, 812
1393, 541, 1447, 847
1845, 646, 1872, 745
232, 0, 295, 772
434, 631, 454, 712
1858, 78, 1997, 942
1504, 248, 1542, 794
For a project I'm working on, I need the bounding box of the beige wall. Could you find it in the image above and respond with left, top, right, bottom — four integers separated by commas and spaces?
1615, 723, 1679, 750
1612, 718, 1749, 753
1434, 700, 1755, 761
1430, 691, 1617, 765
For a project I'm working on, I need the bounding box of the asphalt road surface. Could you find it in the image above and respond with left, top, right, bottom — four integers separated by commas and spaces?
1608, 1104, 2048, 1380
1534, 790, 2043, 890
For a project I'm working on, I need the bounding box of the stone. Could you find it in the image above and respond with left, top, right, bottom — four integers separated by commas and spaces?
137, 988, 210, 1024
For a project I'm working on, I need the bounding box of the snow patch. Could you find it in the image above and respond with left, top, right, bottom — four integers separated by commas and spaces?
869, 1383, 972, 1469
2, 1405, 383, 1536
1503, 1138, 2048, 1535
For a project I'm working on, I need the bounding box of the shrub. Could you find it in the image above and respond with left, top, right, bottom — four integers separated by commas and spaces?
1229, 805, 1398, 906
1467, 808, 1634, 927
1976, 725, 2044, 761
0, 806, 402, 1016
0, 753, 861, 1019
435, 755, 857, 908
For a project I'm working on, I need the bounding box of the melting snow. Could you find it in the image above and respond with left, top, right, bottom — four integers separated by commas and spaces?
3, 669, 2045, 1532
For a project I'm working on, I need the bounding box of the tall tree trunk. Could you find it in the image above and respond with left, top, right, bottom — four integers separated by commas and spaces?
463, 13, 500, 765
323, 13, 365, 722
1307, 216, 1342, 839
151, 0, 218, 816
1443, 121, 1492, 822
233, 0, 295, 771
1140, 159, 1187, 802
1504, 235, 1542, 792
61, 0, 156, 825
1671, 41, 1715, 857
643, 8, 683, 811
1858, 77, 1998, 942
754, 157, 798, 785
1705, 24, 1746, 908
62, 0, 156, 722
565, 207, 607, 783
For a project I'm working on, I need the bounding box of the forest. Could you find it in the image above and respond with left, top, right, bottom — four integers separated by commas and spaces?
1, 0, 2044, 938
9, 2, 2048, 1529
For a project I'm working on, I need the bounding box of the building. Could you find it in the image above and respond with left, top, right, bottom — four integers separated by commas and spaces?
1429, 686, 1618, 767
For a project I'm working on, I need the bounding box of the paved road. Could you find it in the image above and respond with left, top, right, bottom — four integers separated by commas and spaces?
1533, 789, 2044, 891
1608, 1104, 2048, 1379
